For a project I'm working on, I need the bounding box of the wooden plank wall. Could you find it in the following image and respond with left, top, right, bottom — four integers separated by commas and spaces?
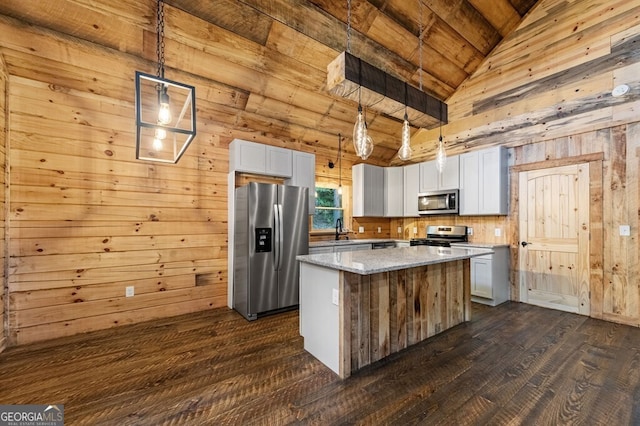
408, 0, 640, 328
0, 6, 377, 345
0, 54, 7, 352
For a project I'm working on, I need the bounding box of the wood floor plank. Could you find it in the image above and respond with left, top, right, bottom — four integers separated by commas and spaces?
0, 302, 639, 425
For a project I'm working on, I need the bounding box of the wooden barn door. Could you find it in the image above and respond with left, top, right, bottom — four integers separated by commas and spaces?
518, 164, 590, 315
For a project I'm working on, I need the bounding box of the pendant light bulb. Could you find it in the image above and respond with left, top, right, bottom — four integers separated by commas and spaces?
338, 185, 343, 195
398, 113, 412, 161
361, 134, 374, 160
436, 136, 447, 173
152, 137, 163, 151
353, 105, 366, 157
157, 88, 172, 125
154, 127, 167, 140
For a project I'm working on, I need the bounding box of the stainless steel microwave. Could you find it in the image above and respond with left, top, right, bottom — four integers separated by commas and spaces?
418, 190, 459, 215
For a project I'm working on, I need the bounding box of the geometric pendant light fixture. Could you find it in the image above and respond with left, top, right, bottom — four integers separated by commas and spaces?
135, 0, 196, 163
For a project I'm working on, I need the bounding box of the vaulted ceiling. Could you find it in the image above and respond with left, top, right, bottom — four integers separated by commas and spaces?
0, 0, 540, 163
166, 0, 539, 162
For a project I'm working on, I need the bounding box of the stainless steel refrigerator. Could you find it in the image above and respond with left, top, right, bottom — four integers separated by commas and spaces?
233, 182, 309, 320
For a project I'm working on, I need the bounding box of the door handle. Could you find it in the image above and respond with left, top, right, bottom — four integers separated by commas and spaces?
521, 241, 530, 247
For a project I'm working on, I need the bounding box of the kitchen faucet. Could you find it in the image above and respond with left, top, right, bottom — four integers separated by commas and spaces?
335, 218, 342, 240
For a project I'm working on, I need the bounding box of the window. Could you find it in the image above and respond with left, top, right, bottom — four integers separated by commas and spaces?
313, 187, 343, 230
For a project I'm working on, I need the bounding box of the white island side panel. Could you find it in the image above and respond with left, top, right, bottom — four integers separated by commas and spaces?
300, 262, 340, 375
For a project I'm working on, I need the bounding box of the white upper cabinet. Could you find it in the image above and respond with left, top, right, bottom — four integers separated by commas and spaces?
352, 164, 384, 217
229, 139, 316, 214
418, 155, 459, 193
287, 151, 316, 214
384, 167, 404, 217
459, 146, 508, 215
403, 163, 420, 217
229, 139, 292, 177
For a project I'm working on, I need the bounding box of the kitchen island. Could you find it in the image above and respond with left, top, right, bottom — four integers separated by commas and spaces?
297, 245, 493, 378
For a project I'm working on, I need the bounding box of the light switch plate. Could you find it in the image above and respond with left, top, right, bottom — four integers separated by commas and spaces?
620, 225, 631, 236
377, 227, 381, 233
358, 226, 364, 233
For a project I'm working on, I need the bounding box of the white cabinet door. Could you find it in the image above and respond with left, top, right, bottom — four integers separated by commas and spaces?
288, 151, 316, 214
230, 139, 266, 174
471, 256, 493, 299
266, 146, 293, 177
418, 156, 459, 193
403, 164, 419, 217
459, 151, 480, 215
459, 146, 508, 215
479, 147, 507, 214
352, 164, 384, 217
384, 167, 404, 217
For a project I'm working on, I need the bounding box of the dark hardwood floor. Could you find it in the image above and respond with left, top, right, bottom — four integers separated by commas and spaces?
1, 302, 639, 425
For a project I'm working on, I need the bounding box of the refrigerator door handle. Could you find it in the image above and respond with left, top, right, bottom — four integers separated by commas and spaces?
277, 204, 284, 270
273, 204, 280, 270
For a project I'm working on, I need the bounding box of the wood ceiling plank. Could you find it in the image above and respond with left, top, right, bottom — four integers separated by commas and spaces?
166, 0, 272, 46
423, 0, 501, 54
468, 0, 521, 36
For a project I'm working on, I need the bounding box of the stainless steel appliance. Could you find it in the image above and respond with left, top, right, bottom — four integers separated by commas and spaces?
233, 182, 309, 321
410, 225, 467, 247
418, 190, 459, 215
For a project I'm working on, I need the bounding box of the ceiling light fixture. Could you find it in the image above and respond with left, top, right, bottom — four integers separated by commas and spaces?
346, 0, 374, 160
135, 0, 196, 163
436, 102, 447, 173
612, 84, 630, 97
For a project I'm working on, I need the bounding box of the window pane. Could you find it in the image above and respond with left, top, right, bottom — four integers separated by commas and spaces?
313, 186, 343, 230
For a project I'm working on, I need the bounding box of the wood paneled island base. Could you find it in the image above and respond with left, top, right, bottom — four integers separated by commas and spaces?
299, 252, 475, 378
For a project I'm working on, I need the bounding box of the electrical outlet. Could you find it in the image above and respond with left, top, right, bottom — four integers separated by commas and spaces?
125, 286, 134, 297
413, 227, 418, 236
494, 228, 502, 237
397, 226, 402, 234
377, 227, 381, 233
332, 288, 339, 306
620, 225, 631, 236
467, 227, 473, 235
358, 226, 365, 233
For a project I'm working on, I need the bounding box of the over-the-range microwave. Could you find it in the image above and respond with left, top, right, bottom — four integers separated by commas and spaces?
418, 190, 459, 215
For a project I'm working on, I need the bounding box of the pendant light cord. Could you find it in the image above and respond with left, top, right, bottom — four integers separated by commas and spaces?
156, 0, 166, 79
346, 0, 352, 53
418, 0, 423, 91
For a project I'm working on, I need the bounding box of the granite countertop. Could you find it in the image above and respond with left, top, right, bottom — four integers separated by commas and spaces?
309, 239, 408, 248
297, 245, 494, 275
450, 242, 510, 249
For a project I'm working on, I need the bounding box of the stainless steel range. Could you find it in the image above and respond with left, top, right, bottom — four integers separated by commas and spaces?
410, 225, 468, 247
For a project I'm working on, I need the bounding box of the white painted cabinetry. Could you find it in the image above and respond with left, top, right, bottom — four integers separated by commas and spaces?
459, 146, 508, 215
384, 167, 404, 217
465, 245, 510, 306
418, 155, 459, 192
352, 164, 384, 217
403, 164, 419, 217
287, 151, 316, 214
229, 139, 292, 177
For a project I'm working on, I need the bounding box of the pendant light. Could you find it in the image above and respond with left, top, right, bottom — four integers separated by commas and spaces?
347, 0, 374, 160
135, 0, 196, 163
398, 0, 424, 162
337, 133, 343, 195
436, 102, 447, 173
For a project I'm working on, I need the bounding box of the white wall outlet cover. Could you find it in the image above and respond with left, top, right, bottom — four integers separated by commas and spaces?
332, 288, 339, 306
377, 227, 381, 233
358, 226, 364, 233
397, 226, 402, 234
125, 286, 134, 297
494, 228, 502, 237
413, 227, 418, 235
467, 227, 473, 235
620, 225, 631, 236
